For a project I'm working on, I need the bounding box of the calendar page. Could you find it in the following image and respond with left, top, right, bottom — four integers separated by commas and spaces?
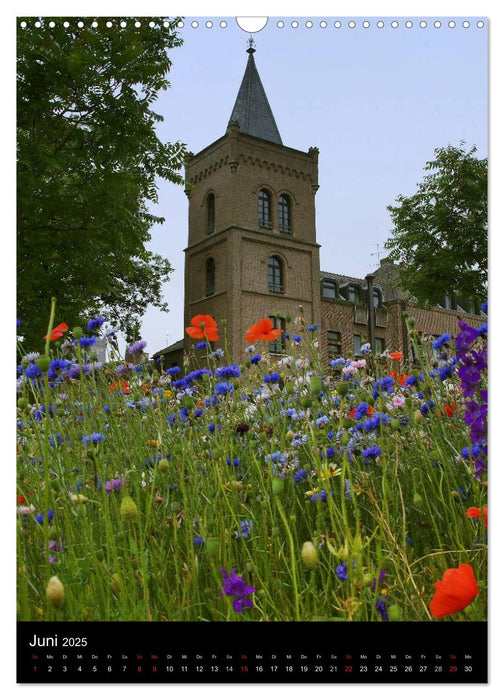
16, 14, 488, 684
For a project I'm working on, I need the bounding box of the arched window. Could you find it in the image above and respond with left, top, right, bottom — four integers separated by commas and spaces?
322, 279, 337, 299
207, 193, 215, 234
373, 288, 382, 308
268, 255, 283, 294
278, 194, 291, 233
259, 189, 272, 229
205, 258, 215, 297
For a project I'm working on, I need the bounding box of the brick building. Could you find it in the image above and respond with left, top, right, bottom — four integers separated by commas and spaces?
153, 44, 483, 368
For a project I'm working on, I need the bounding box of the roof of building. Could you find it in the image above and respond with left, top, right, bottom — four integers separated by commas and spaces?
229, 44, 283, 146
152, 339, 184, 358
320, 257, 406, 302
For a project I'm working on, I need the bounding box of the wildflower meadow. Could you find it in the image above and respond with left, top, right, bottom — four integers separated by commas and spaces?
16, 301, 487, 623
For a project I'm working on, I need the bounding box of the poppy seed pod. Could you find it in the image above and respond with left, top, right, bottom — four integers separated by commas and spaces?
272, 477, 285, 496
46, 576, 65, 608
301, 541, 319, 569
36, 355, 51, 372
336, 382, 349, 396
158, 458, 170, 473
120, 496, 138, 522
73, 326, 84, 339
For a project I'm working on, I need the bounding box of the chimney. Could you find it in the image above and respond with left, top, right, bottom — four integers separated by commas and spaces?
365, 274, 376, 353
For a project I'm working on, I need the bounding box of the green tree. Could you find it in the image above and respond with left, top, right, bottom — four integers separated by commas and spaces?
17, 17, 187, 349
384, 144, 487, 306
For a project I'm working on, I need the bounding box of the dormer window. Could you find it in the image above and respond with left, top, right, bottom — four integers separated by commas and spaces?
322, 279, 337, 299
347, 284, 360, 303
278, 194, 292, 233
207, 193, 215, 234
259, 189, 272, 229
373, 288, 382, 308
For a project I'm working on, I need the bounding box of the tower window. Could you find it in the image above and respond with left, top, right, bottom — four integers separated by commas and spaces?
268, 316, 286, 354
207, 193, 215, 234
278, 194, 292, 233
268, 255, 283, 294
205, 258, 215, 297
322, 280, 337, 299
259, 189, 272, 229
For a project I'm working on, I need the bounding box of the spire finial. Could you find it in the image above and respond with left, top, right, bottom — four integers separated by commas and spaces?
247, 36, 256, 54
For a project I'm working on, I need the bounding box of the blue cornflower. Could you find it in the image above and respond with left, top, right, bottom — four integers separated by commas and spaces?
25, 364, 43, 381
226, 458, 241, 467
128, 340, 147, 354
325, 446, 336, 458
481, 300, 488, 314
307, 324, 320, 332
86, 317, 105, 331
264, 372, 281, 383
336, 562, 348, 581
405, 375, 418, 387
373, 376, 395, 394
195, 341, 209, 350
187, 368, 212, 382
292, 335, 302, 342
238, 519, 253, 539
438, 365, 453, 381
311, 490, 330, 503
194, 408, 204, 418
353, 402, 370, 420
82, 432, 106, 445
293, 469, 308, 483
375, 595, 389, 621
78, 335, 96, 348
330, 357, 345, 367
477, 321, 488, 336
433, 333, 452, 350
362, 445, 382, 460
215, 381, 234, 396
249, 354, 262, 364
359, 412, 388, 433
166, 366, 181, 375
35, 509, 54, 525
420, 400, 435, 415
193, 536, 203, 547
215, 364, 241, 379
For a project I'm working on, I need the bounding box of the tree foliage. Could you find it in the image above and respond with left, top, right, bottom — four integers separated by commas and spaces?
384, 144, 487, 306
17, 17, 187, 348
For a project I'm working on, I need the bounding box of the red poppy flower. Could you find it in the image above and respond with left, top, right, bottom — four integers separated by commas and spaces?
245, 318, 282, 343
186, 314, 219, 341
389, 352, 403, 361
109, 381, 130, 395
466, 506, 488, 530
43, 322, 69, 341
442, 402, 458, 418
429, 563, 479, 619
17, 495, 26, 504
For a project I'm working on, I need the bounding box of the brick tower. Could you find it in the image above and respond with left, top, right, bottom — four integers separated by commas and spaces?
183, 41, 321, 363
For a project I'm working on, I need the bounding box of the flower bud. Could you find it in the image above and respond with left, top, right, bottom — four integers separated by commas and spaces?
272, 477, 285, 496
301, 541, 319, 569
17, 397, 29, 410
390, 419, 400, 431
300, 397, 312, 409
120, 496, 138, 522
73, 326, 83, 339
310, 376, 322, 396
406, 316, 416, 327
285, 381, 295, 395
336, 382, 349, 396
388, 604, 401, 621
36, 355, 51, 372
158, 458, 170, 473
414, 410, 423, 424
46, 576, 65, 608
206, 537, 219, 558
285, 429, 294, 441
413, 493, 423, 507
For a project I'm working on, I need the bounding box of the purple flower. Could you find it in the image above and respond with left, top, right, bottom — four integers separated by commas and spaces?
455, 321, 478, 355
362, 445, 382, 460
215, 364, 241, 379
87, 317, 105, 331
336, 562, 348, 581
220, 568, 255, 613
128, 340, 147, 355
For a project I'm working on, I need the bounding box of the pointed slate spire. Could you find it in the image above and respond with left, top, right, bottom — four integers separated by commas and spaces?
229, 40, 283, 145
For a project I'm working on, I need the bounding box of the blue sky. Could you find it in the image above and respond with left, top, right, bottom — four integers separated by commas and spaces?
142, 16, 487, 353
